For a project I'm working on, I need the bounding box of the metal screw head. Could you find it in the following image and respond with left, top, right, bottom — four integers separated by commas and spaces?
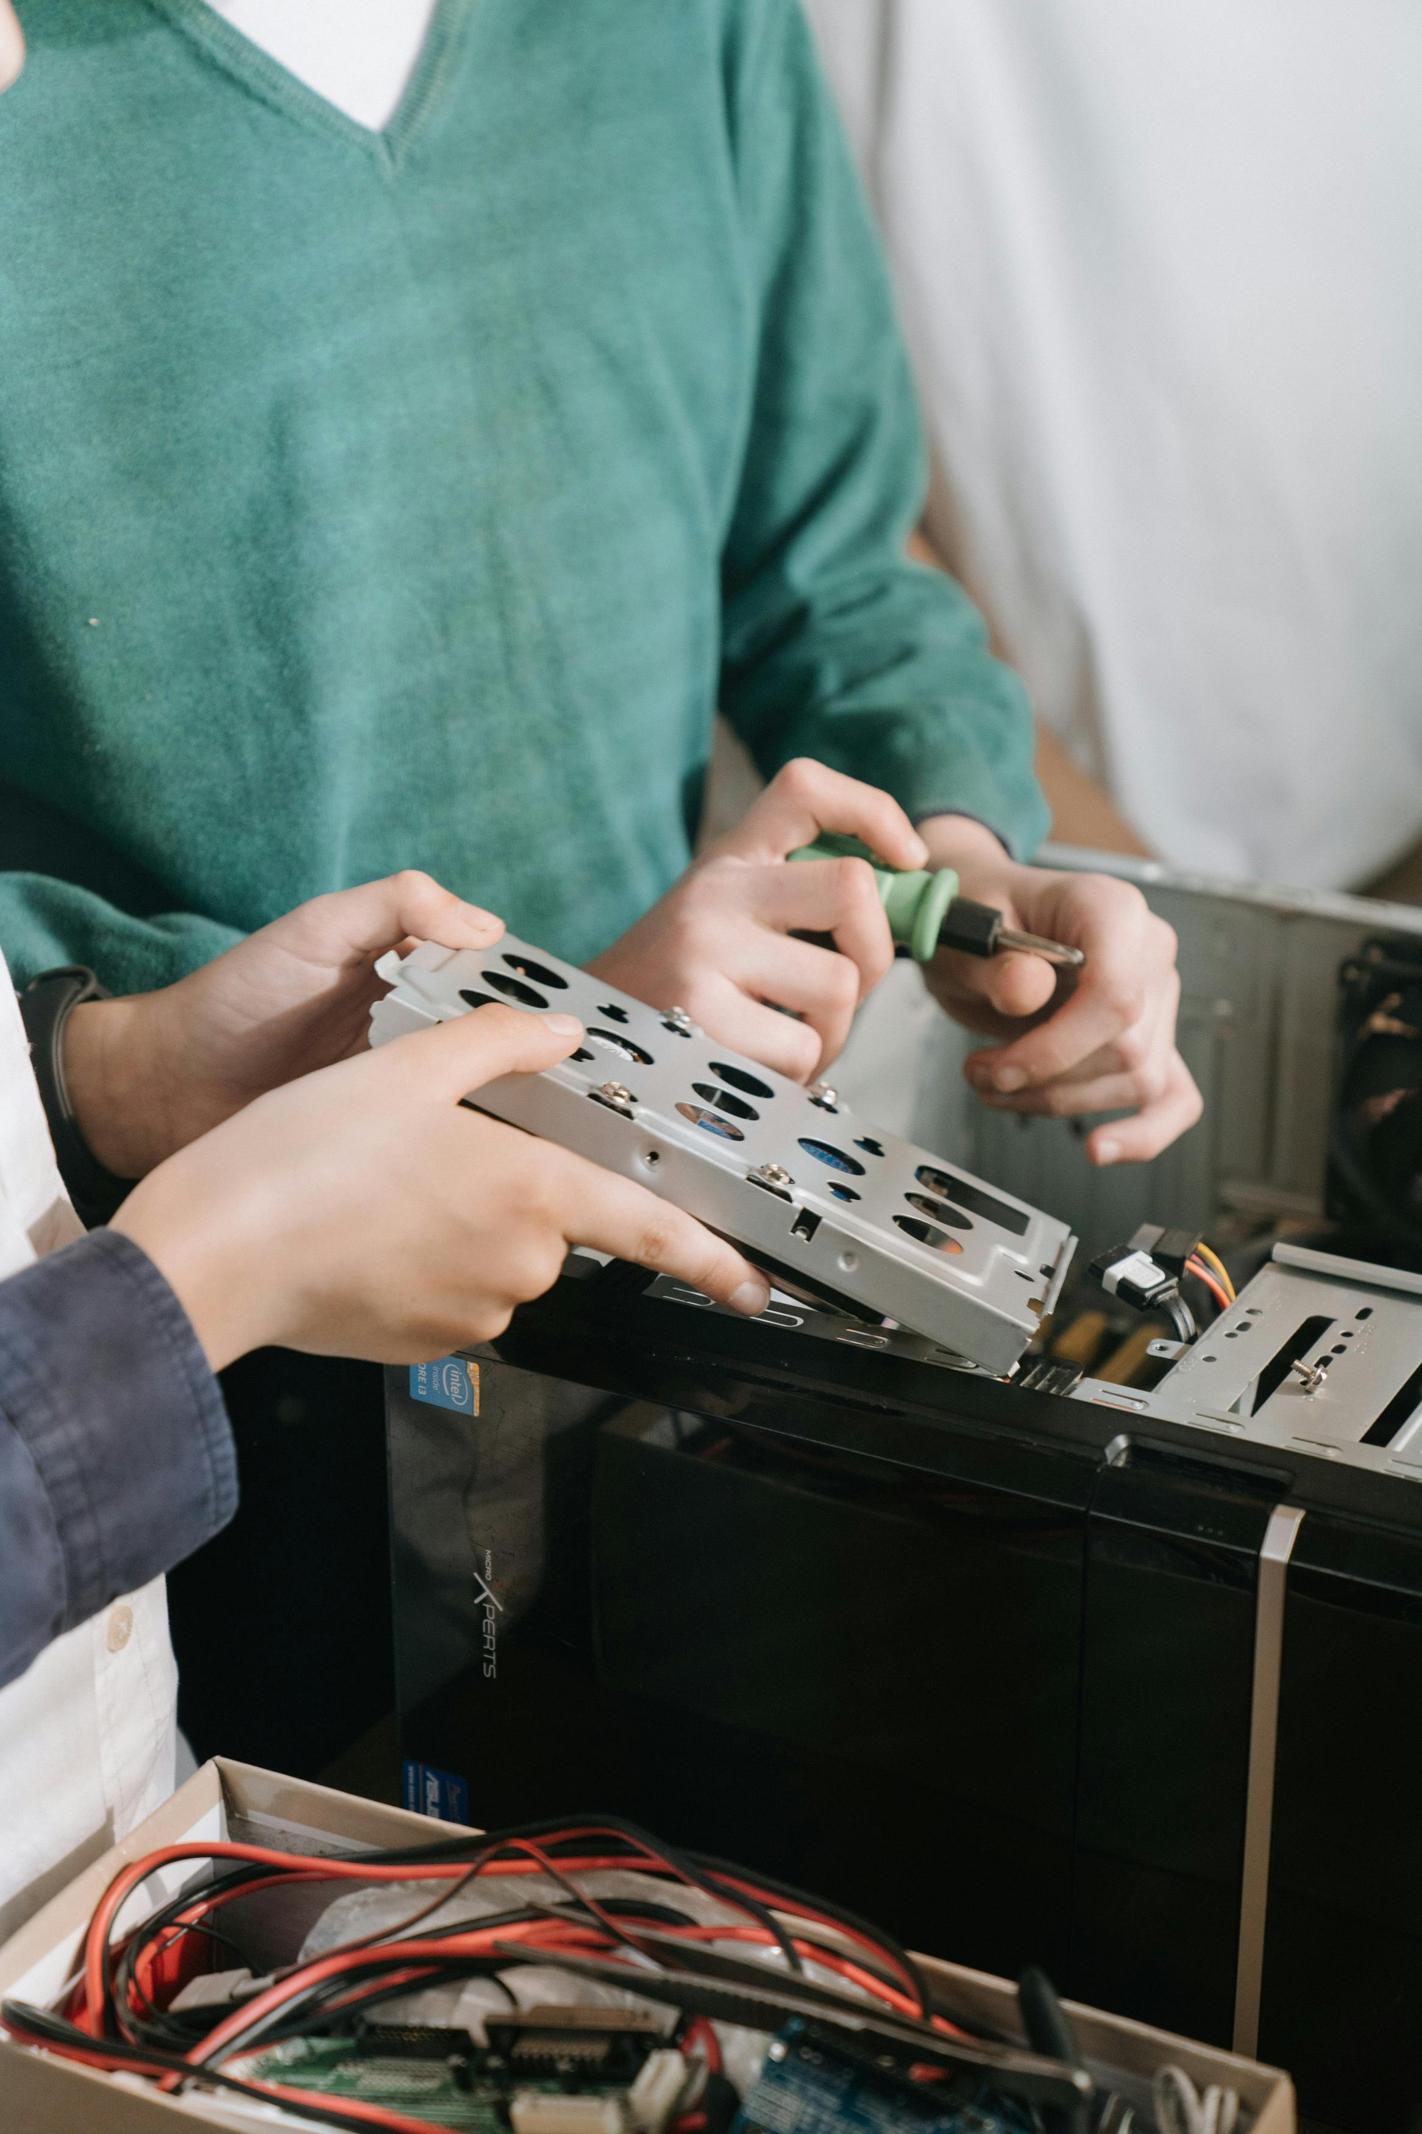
751, 1162, 793, 1189
663, 1006, 696, 1035
598, 1080, 635, 1108
1290, 1357, 1329, 1394
808, 1081, 838, 1109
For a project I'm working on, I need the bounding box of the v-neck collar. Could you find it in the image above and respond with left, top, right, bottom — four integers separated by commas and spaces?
137, 0, 475, 169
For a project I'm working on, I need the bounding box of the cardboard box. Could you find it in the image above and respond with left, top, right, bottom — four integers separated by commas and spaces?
0, 1759, 1297, 2132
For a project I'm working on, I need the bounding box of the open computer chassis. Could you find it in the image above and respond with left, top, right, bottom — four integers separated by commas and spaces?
381, 867, 1422, 2134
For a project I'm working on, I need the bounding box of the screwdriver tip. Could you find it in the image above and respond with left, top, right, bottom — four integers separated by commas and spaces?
997, 928, 1086, 968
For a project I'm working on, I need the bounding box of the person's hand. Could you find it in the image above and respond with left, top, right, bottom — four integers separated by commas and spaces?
918, 816, 1201, 1165
112, 1004, 771, 1371
65, 873, 503, 1181
589, 758, 926, 1081
0, 3, 24, 94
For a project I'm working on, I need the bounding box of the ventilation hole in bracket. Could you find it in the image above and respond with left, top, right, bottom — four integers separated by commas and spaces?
914, 1164, 1030, 1237
1357, 1307, 1374, 1320
570, 1047, 594, 1063
482, 969, 548, 1009
855, 1136, 885, 1158
692, 1080, 759, 1122
828, 1183, 860, 1204
675, 1101, 744, 1142
894, 1214, 964, 1256
710, 1061, 774, 1100
904, 1190, 972, 1230
791, 1209, 822, 1243
459, 989, 498, 1010
798, 1137, 865, 1175
587, 1028, 653, 1065
597, 1002, 629, 1023
503, 951, 568, 989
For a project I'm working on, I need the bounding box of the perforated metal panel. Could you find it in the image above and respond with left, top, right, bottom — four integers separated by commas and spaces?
1083, 1242, 1422, 1478
369, 935, 1077, 1372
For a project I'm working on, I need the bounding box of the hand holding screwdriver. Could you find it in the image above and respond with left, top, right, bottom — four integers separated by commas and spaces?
789, 833, 1085, 969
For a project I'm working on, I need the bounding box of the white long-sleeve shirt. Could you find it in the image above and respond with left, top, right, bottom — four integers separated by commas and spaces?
804, 0, 1422, 889
0, 970, 175, 1938
0, 964, 236, 1939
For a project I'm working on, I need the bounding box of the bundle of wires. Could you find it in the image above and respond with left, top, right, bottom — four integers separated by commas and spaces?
0, 1814, 980, 2134
1184, 1244, 1235, 1317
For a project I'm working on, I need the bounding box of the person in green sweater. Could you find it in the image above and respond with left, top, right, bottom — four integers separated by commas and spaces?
0, 0, 1194, 1164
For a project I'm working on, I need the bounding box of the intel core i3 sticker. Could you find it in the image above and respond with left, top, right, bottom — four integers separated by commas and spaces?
408, 1356, 481, 1415
403, 1760, 471, 1825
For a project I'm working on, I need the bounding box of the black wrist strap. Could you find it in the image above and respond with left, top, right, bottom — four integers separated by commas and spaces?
19, 966, 134, 1227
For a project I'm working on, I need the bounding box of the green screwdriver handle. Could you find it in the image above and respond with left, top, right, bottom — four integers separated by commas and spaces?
789, 833, 959, 963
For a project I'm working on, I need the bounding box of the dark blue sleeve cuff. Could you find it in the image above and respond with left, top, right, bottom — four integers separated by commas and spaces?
0, 1229, 236, 1689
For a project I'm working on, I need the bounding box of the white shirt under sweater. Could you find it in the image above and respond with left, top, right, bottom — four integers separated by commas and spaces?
803, 0, 1422, 891
206, 0, 438, 132
0, 964, 177, 1942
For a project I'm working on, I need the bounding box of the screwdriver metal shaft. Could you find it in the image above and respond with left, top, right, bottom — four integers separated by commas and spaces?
789, 836, 1088, 969
996, 926, 1085, 969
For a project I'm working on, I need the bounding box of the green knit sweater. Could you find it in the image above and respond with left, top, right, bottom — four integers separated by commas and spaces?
0, 0, 1046, 992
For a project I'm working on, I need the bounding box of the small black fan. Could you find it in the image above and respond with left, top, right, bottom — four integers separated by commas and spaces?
1330, 936, 1422, 1260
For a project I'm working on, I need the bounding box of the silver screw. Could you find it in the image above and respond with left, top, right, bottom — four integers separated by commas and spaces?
663, 1006, 696, 1035
598, 1080, 635, 1109
750, 1162, 794, 1190
1290, 1357, 1330, 1394
808, 1081, 838, 1108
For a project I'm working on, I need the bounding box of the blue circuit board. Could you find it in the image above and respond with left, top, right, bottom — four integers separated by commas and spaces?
731, 2023, 1037, 2134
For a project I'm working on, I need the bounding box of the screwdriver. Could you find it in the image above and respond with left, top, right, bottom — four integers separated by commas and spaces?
789, 834, 1086, 969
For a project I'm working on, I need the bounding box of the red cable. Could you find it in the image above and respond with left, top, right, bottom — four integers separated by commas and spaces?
175, 1922, 618, 2082
0, 2013, 432, 2134
680, 2017, 722, 2073
1186, 1257, 1231, 1314
66, 1825, 953, 2098
712, 1874, 927, 2012
79, 1843, 507, 2038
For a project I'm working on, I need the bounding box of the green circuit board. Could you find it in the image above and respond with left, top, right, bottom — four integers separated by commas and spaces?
240, 2036, 505, 2130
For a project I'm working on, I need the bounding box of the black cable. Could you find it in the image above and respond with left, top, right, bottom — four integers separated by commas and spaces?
689, 1848, 931, 2019
1018, 1968, 1086, 2134
110, 1860, 273, 2046
189, 1952, 516, 2068
82, 1813, 995, 2086
385, 1815, 809, 1982
123, 1901, 549, 2057
0, 2002, 423, 2134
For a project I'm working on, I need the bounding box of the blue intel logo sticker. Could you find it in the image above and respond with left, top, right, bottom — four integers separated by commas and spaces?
402, 1759, 471, 1825
408, 1356, 480, 1414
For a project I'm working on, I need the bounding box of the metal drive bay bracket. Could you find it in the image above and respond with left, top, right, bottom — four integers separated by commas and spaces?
369, 935, 1077, 1373
1077, 1242, 1422, 1477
